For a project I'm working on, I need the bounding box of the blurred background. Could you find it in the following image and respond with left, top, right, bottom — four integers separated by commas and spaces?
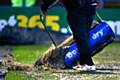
0, 0, 120, 80
0, 0, 120, 45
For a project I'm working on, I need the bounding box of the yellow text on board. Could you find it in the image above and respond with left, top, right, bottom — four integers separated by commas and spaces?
17, 15, 60, 31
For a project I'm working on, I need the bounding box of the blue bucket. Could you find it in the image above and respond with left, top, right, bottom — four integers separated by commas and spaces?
65, 22, 115, 68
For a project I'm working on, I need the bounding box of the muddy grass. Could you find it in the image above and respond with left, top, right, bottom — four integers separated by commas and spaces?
29, 63, 120, 80
6, 63, 120, 80
5, 43, 120, 80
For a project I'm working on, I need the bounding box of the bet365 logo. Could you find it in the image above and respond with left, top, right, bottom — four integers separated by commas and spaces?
0, 15, 60, 32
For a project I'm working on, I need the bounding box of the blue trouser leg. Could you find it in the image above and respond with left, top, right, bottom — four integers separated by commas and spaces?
66, 2, 96, 65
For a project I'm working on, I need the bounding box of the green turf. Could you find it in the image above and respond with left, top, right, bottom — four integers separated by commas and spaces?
93, 43, 120, 64
5, 71, 31, 80
5, 43, 120, 80
12, 44, 50, 64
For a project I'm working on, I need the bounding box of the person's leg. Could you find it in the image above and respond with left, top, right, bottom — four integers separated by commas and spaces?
84, 5, 96, 65
66, 1, 96, 66
67, 10, 92, 66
